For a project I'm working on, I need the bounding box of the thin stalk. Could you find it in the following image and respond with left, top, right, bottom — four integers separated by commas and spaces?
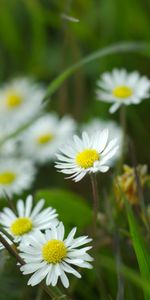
120, 105, 127, 165
113, 232, 124, 300
0, 227, 14, 242
36, 287, 43, 300
90, 174, 99, 237
0, 233, 68, 300
3, 190, 17, 213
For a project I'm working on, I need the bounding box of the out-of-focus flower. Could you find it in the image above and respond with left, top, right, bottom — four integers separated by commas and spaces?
114, 164, 149, 206
55, 129, 118, 182
19, 114, 76, 164
82, 118, 123, 165
0, 195, 58, 243
0, 159, 36, 197
0, 78, 45, 136
96, 69, 150, 113
19, 222, 93, 288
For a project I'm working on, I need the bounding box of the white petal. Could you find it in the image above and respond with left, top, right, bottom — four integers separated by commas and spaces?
17, 200, 24, 217
30, 199, 44, 218
25, 195, 33, 217
109, 102, 120, 113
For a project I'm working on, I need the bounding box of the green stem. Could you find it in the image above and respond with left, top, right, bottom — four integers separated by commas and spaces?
120, 105, 127, 165
0, 227, 14, 242
90, 174, 99, 237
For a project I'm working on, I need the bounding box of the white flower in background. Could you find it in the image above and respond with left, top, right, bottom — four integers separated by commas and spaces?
0, 78, 45, 136
96, 69, 150, 113
82, 118, 123, 165
0, 195, 58, 243
55, 129, 118, 182
0, 159, 36, 197
19, 222, 93, 288
19, 113, 76, 164
0, 138, 19, 158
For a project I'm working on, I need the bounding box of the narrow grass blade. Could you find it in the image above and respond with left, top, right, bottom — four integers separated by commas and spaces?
126, 202, 150, 300
45, 41, 148, 100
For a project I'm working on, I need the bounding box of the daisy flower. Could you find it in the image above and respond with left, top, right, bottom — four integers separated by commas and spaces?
19, 113, 76, 164
0, 159, 36, 197
82, 118, 123, 165
96, 69, 150, 113
0, 77, 45, 136
0, 195, 58, 243
55, 129, 118, 182
19, 222, 93, 288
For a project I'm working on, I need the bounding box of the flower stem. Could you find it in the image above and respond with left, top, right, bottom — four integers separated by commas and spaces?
0, 233, 68, 300
0, 227, 14, 242
90, 174, 99, 237
120, 105, 127, 165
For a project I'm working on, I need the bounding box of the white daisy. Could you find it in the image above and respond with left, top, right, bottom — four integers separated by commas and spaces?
18, 113, 76, 164
0, 77, 45, 136
19, 222, 93, 288
0, 195, 58, 243
0, 159, 36, 197
96, 69, 150, 113
82, 118, 123, 165
55, 129, 118, 182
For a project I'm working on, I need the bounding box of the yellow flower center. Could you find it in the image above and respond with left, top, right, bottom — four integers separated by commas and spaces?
6, 93, 22, 109
112, 86, 132, 99
76, 149, 99, 169
0, 172, 16, 185
37, 133, 54, 145
10, 217, 32, 236
42, 240, 67, 264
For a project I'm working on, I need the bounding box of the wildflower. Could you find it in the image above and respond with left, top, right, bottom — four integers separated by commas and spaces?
0, 78, 45, 135
19, 222, 93, 288
55, 129, 118, 182
0, 159, 36, 197
19, 114, 76, 164
82, 118, 123, 165
114, 164, 149, 206
96, 69, 150, 113
0, 195, 58, 243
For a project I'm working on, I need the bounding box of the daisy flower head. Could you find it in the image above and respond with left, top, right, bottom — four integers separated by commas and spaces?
19, 113, 76, 164
82, 118, 123, 165
55, 129, 118, 182
0, 159, 36, 198
0, 195, 58, 243
96, 69, 150, 113
0, 77, 45, 136
19, 222, 93, 288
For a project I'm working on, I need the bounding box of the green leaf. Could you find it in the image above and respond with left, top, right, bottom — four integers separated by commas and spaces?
44, 41, 148, 100
99, 254, 150, 297
35, 188, 92, 232
126, 202, 150, 300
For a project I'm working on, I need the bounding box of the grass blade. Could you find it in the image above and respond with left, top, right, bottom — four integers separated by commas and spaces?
45, 41, 148, 100
126, 202, 150, 300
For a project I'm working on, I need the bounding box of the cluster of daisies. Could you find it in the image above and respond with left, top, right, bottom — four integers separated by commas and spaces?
0, 73, 130, 197
0, 195, 93, 288
0, 68, 149, 289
